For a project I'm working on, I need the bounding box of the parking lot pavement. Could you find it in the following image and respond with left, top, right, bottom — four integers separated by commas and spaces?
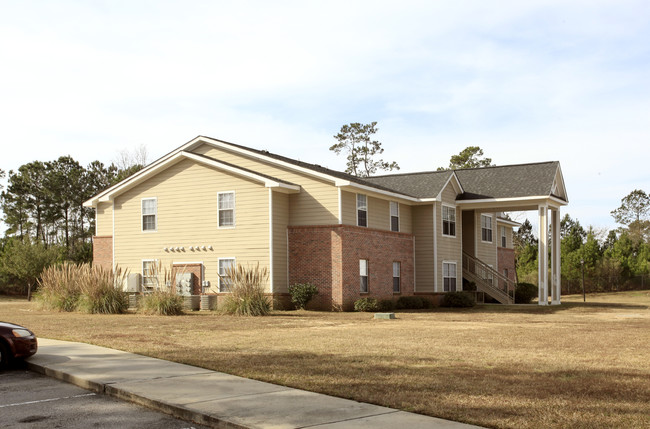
0, 366, 210, 429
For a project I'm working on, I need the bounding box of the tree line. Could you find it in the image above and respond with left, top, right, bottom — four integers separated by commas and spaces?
515, 189, 650, 292
0, 147, 146, 295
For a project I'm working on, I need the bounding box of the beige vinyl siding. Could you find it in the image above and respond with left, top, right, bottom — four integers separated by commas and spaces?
272, 191, 289, 293
413, 204, 434, 292
96, 202, 113, 236
193, 143, 338, 226
437, 183, 462, 290
113, 158, 271, 292
476, 212, 497, 268
368, 197, 389, 230
340, 190, 413, 233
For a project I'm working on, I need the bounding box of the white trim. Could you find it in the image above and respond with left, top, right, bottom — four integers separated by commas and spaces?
218, 257, 236, 292
412, 239, 417, 292
217, 191, 236, 229
496, 217, 521, 227
392, 261, 401, 293
433, 203, 438, 292
338, 187, 343, 224
390, 201, 400, 232
141, 259, 159, 287
456, 195, 568, 205
435, 172, 464, 200
337, 181, 422, 203
268, 189, 274, 293
500, 225, 507, 248
356, 193, 368, 227
441, 203, 457, 238
112, 201, 115, 270
480, 213, 493, 243
141, 197, 157, 233
442, 260, 458, 292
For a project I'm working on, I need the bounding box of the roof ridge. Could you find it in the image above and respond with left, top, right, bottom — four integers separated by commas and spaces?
452, 160, 558, 172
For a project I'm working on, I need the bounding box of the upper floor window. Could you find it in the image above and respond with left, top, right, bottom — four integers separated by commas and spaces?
218, 192, 235, 228
442, 205, 456, 237
443, 262, 457, 292
481, 214, 493, 242
390, 202, 399, 232
393, 261, 401, 293
357, 194, 367, 227
501, 226, 507, 247
359, 259, 369, 292
142, 198, 157, 231
218, 258, 235, 292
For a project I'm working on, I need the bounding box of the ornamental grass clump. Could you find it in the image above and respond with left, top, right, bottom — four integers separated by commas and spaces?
220, 263, 270, 316
139, 262, 185, 315
77, 265, 129, 314
36, 262, 83, 312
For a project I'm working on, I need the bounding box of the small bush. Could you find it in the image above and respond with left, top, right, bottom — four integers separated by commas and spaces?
441, 292, 476, 308
288, 283, 318, 310
353, 297, 379, 312
220, 263, 271, 316
140, 290, 184, 315
396, 296, 425, 309
515, 282, 538, 304
377, 299, 396, 312
77, 265, 128, 314
36, 262, 82, 311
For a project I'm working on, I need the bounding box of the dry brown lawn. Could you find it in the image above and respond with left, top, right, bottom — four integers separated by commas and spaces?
2, 291, 649, 429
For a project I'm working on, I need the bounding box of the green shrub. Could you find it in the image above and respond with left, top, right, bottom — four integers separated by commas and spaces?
140, 290, 184, 315
515, 282, 538, 304
377, 299, 396, 312
464, 281, 477, 291
396, 296, 425, 309
220, 263, 271, 316
353, 297, 379, 312
288, 283, 318, 310
441, 292, 476, 308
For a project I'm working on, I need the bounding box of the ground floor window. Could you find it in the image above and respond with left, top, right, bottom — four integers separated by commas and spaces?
142, 260, 158, 288
360, 259, 369, 293
218, 258, 235, 292
393, 261, 401, 293
443, 262, 457, 292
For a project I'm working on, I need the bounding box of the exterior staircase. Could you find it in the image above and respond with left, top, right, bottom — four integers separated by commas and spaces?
462, 251, 515, 304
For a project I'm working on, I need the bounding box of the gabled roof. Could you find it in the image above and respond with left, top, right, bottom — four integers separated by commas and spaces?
85, 135, 568, 208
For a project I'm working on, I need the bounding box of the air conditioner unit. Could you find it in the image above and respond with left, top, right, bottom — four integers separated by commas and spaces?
126, 273, 142, 293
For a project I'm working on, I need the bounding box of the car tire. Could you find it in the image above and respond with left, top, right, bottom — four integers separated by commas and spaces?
0, 340, 12, 369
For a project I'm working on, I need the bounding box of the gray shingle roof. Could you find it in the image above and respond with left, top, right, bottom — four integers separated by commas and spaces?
455, 161, 561, 200
364, 171, 454, 198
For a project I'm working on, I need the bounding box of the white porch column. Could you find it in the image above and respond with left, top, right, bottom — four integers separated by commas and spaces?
551, 208, 561, 305
538, 205, 549, 305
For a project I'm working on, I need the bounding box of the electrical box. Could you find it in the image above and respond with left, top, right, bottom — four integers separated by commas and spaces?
126, 273, 141, 293
176, 272, 194, 296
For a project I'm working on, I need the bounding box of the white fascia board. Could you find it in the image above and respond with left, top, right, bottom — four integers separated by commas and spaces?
182, 151, 300, 192
435, 172, 463, 200
554, 164, 569, 203
496, 217, 522, 227
456, 195, 568, 206
200, 136, 344, 185
85, 136, 205, 207
336, 180, 421, 203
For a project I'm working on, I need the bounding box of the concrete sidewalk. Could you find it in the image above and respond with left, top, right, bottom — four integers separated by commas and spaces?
27, 338, 481, 429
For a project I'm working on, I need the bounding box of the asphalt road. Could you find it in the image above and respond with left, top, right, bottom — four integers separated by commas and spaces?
0, 364, 211, 429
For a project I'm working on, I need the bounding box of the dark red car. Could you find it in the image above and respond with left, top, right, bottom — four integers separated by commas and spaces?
0, 322, 38, 368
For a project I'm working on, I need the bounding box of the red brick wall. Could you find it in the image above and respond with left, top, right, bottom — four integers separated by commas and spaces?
497, 247, 516, 282
172, 263, 203, 295
289, 225, 414, 311
92, 236, 112, 270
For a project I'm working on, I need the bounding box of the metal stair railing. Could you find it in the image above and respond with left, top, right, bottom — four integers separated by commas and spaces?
462, 251, 514, 304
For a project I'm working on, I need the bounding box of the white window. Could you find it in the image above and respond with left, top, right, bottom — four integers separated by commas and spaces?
481, 214, 493, 242
360, 259, 369, 292
443, 262, 457, 292
393, 261, 401, 293
218, 258, 236, 292
501, 226, 507, 247
218, 192, 235, 228
390, 202, 399, 232
142, 198, 157, 231
142, 260, 158, 288
442, 205, 456, 237
357, 194, 367, 227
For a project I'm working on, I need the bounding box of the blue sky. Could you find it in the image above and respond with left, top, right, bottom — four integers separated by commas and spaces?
1, 1, 649, 235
